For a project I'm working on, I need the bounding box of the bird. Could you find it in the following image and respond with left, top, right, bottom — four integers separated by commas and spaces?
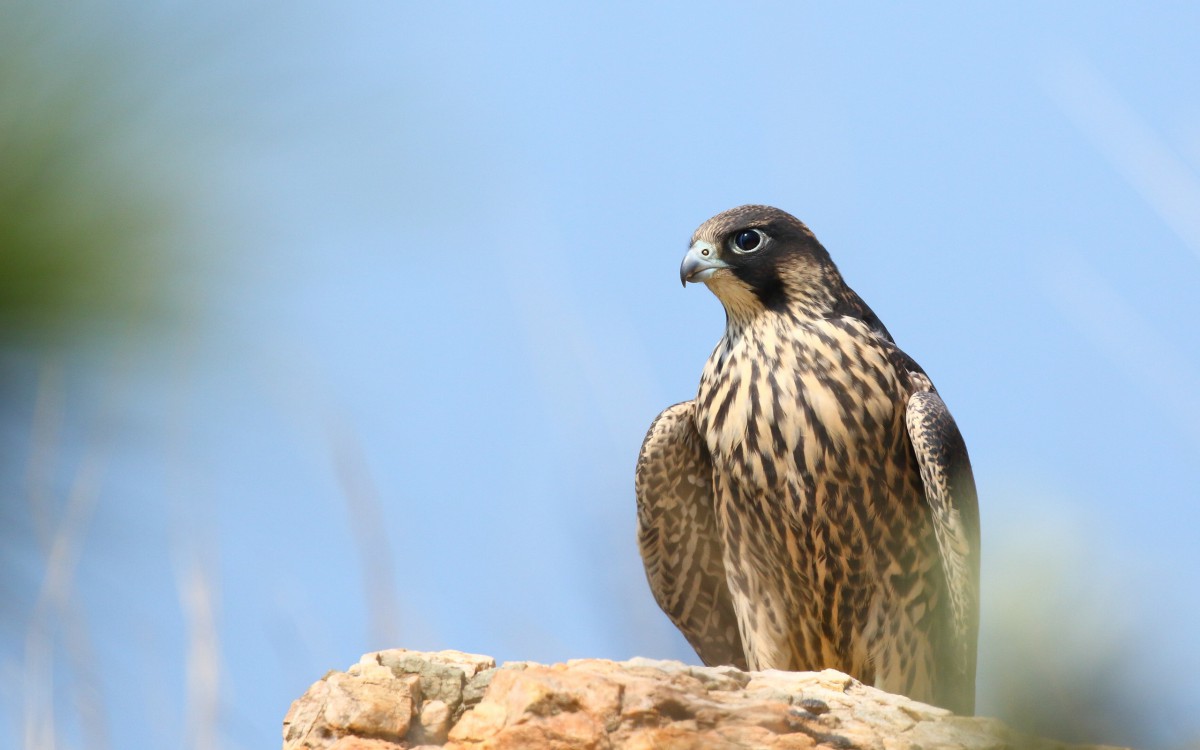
635, 205, 979, 714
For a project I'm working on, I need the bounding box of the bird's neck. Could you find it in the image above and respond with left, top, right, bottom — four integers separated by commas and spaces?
717, 273, 843, 334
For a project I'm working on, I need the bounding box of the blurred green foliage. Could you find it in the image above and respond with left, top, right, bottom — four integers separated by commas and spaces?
0, 0, 189, 668
977, 508, 1166, 749
0, 2, 179, 348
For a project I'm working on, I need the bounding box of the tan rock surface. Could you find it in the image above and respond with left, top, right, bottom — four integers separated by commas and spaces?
283, 650, 1125, 750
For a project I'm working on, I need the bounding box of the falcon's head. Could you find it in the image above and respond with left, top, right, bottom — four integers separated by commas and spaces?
680, 205, 842, 321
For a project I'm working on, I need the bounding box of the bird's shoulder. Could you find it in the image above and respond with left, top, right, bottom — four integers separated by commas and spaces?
825, 285, 937, 396
830, 284, 894, 343
636, 401, 708, 513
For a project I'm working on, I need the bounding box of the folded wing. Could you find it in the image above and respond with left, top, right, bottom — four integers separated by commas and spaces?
635, 401, 746, 670
905, 387, 981, 714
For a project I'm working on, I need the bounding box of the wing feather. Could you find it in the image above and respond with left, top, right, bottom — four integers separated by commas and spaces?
635, 401, 746, 670
905, 386, 981, 714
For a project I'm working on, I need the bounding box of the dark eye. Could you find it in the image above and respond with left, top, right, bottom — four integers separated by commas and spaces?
732, 229, 763, 253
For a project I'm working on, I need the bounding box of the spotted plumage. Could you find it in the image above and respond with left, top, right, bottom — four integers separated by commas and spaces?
636, 205, 980, 714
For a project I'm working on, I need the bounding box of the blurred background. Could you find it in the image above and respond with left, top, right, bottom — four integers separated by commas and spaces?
2, 2, 1198, 748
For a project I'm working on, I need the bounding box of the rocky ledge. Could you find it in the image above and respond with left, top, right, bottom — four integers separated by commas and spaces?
282, 649, 1123, 750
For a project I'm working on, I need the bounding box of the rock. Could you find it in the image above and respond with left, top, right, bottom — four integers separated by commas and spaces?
283, 650, 1126, 750
363, 649, 496, 722
413, 700, 452, 745
283, 665, 419, 749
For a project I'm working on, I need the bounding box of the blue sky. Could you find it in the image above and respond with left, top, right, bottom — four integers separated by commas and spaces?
4, 2, 1200, 749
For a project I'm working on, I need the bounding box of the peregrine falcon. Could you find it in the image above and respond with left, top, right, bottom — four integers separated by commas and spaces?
636, 205, 980, 714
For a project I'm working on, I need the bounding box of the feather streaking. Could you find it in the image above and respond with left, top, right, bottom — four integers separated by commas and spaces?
636, 205, 980, 714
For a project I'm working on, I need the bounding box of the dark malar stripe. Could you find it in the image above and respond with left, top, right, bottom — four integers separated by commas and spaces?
732, 265, 790, 312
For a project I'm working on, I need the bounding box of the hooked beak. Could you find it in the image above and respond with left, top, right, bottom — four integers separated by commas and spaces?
679, 242, 728, 286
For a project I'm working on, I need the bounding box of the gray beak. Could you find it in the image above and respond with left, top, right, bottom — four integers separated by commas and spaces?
679, 242, 728, 286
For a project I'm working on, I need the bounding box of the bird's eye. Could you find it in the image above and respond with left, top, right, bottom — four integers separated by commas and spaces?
732, 229, 763, 253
